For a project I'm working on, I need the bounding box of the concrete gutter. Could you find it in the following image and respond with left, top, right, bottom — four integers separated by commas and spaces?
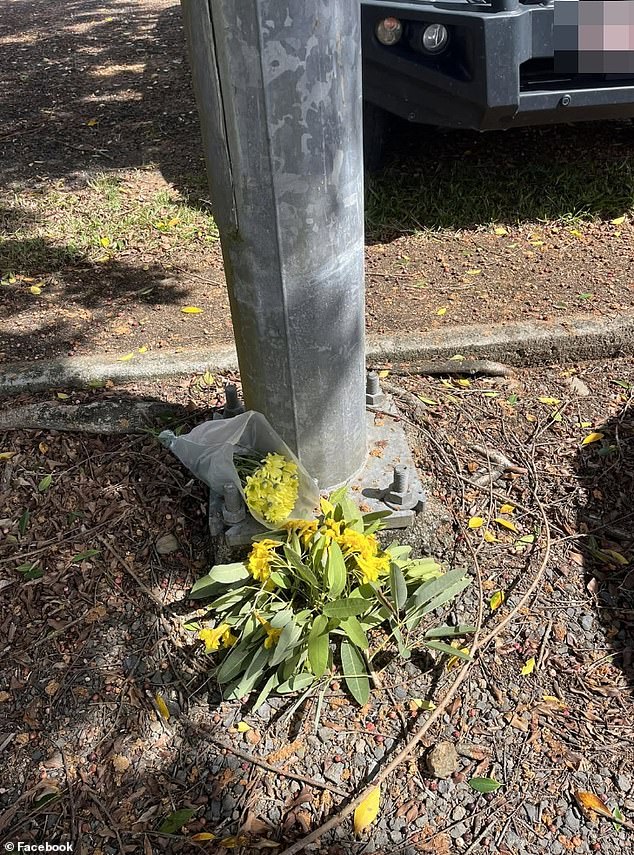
1, 314, 633, 395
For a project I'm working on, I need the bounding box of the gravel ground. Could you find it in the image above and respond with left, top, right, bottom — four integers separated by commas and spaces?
1, 358, 633, 853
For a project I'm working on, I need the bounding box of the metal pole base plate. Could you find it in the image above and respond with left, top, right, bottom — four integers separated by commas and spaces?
213, 397, 424, 548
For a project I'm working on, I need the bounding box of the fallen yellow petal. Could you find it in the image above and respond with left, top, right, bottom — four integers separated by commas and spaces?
581, 431, 604, 446
155, 693, 170, 720
354, 786, 381, 835
181, 306, 204, 314
494, 517, 518, 533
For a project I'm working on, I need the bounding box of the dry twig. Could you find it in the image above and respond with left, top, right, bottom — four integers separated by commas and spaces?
182, 720, 349, 798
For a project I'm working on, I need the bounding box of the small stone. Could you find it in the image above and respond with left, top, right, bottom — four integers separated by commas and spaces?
580, 615, 593, 632
617, 775, 632, 792
452, 806, 467, 822
426, 741, 459, 778
156, 533, 179, 555
564, 807, 581, 832
318, 727, 335, 743
450, 823, 469, 839
324, 762, 344, 784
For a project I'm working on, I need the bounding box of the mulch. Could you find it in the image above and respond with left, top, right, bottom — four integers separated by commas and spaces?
1, 357, 633, 853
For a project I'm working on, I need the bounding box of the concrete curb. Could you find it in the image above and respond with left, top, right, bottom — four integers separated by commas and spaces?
1, 315, 632, 395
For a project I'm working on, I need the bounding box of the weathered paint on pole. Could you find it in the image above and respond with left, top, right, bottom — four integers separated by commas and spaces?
180, 0, 366, 488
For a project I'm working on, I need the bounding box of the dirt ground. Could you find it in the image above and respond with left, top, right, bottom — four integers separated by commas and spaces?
1, 0, 634, 363
1, 359, 633, 853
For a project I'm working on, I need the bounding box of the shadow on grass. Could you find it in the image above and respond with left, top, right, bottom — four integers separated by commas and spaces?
366, 119, 634, 241
577, 401, 634, 692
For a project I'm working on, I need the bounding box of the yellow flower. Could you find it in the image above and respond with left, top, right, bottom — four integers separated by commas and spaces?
255, 613, 282, 649
221, 627, 238, 647
285, 518, 319, 546
339, 529, 379, 560
199, 623, 235, 652
247, 538, 280, 583
244, 453, 299, 525
264, 626, 282, 649
320, 517, 344, 545
355, 553, 391, 585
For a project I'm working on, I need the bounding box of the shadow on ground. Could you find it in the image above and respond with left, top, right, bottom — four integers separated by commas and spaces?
2, 0, 633, 233
577, 404, 634, 691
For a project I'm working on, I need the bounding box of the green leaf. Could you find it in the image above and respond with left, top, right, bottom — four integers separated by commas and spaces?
413, 569, 469, 608
277, 673, 315, 694
208, 590, 249, 611
158, 808, 196, 834
340, 616, 368, 649
18, 509, 29, 536
424, 624, 477, 639
283, 545, 319, 588
391, 625, 411, 659
421, 577, 471, 614
16, 562, 43, 580
325, 541, 347, 598
322, 598, 373, 619
70, 549, 100, 563
612, 805, 624, 832
38, 474, 52, 492
469, 777, 502, 793
269, 620, 303, 667
208, 562, 251, 584
189, 573, 218, 600
225, 645, 271, 698
425, 640, 472, 660
308, 615, 330, 678
269, 571, 289, 588
362, 510, 391, 524
404, 557, 442, 580
216, 639, 258, 684
340, 639, 369, 705
339, 496, 363, 530
389, 562, 407, 611
268, 609, 294, 629
278, 650, 303, 682
251, 672, 279, 712
386, 543, 412, 561
183, 620, 201, 632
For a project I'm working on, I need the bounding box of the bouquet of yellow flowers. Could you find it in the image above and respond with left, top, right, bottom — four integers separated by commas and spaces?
160, 411, 320, 529
235, 452, 300, 526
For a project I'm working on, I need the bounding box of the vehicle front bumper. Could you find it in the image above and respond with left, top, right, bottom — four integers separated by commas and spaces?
361, 0, 634, 129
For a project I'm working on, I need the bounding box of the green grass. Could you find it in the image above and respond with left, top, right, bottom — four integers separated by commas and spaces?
365, 123, 634, 240
0, 171, 218, 276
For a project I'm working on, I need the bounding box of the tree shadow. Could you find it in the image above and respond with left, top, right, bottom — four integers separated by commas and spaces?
366, 118, 634, 241
576, 401, 634, 691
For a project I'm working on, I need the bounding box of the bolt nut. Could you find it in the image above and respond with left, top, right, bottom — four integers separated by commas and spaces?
384, 464, 420, 510
223, 383, 245, 418
222, 482, 246, 524
366, 371, 387, 409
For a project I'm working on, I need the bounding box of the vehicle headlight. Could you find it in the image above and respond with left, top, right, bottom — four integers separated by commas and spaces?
376, 17, 403, 46
421, 23, 449, 54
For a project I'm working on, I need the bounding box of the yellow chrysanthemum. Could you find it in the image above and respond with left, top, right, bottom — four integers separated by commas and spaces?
320, 517, 344, 545
355, 553, 391, 585
285, 518, 319, 547
199, 623, 236, 652
248, 538, 280, 583
339, 528, 378, 560
244, 453, 299, 525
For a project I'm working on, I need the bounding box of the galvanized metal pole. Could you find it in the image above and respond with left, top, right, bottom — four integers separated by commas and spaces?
180, 0, 366, 489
